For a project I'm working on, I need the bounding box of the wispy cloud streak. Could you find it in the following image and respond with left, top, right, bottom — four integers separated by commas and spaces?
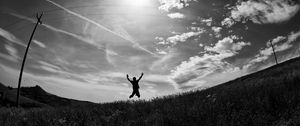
0, 28, 26, 46
32, 40, 46, 48
9, 13, 104, 50
46, 0, 157, 56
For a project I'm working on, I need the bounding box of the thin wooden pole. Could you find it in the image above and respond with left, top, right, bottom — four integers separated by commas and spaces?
16, 13, 43, 107
269, 40, 278, 65
298, 47, 300, 57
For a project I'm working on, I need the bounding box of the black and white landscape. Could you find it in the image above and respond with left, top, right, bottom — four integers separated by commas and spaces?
0, 0, 300, 125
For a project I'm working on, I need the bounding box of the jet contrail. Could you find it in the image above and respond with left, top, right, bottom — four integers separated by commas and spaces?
0, 27, 26, 47
46, 0, 157, 56
9, 13, 105, 50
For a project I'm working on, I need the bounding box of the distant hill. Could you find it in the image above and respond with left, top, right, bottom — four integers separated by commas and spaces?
0, 57, 300, 125
0, 83, 48, 108
19, 85, 93, 107
0, 83, 93, 108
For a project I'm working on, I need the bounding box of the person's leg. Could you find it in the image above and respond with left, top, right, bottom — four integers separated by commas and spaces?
136, 90, 140, 98
129, 90, 135, 98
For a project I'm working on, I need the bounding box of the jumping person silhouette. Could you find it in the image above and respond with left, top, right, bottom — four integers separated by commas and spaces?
127, 73, 143, 98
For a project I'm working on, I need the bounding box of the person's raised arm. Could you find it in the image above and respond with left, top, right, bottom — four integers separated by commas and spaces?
138, 73, 144, 81
126, 74, 131, 81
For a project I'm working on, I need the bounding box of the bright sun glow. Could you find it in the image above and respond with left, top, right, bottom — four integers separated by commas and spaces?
124, 0, 150, 7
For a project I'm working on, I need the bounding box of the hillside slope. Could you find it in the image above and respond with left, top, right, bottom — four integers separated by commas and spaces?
0, 83, 49, 108
0, 83, 92, 107
0, 57, 300, 126
19, 86, 93, 107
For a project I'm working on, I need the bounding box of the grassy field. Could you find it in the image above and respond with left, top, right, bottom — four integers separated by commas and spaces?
0, 57, 300, 126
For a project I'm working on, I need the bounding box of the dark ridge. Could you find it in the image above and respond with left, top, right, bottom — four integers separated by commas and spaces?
18, 85, 93, 107
0, 83, 93, 108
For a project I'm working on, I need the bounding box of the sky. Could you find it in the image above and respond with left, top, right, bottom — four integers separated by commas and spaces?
0, 0, 299, 103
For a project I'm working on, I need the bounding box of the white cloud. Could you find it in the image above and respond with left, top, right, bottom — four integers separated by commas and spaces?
157, 50, 168, 55
0, 28, 25, 46
221, 17, 235, 27
199, 43, 204, 47
190, 27, 203, 32
31, 60, 71, 74
288, 30, 300, 42
155, 36, 164, 41
150, 50, 178, 72
211, 26, 222, 33
170, 54, 236, 89
246, 30, 300, 68
158, 0, 192, 12
0, 53, 18, 62
267, 36, 286, 47
32, 40, 46, 48
156, 31, 204, 46
205, 36, 251, 54
171, 54, 226, 81
165, 31, 204, 45
181, 80, 206, 88
201, 17, 212, 26
170, 36, 250, 89
38, 61, 61, 71
229, 0, 300, 24
143, 74, 172, 84
39, 66, 61, 73
211, 26, 222, 38
3, 44, 19, 61
167, 12, 185, 19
